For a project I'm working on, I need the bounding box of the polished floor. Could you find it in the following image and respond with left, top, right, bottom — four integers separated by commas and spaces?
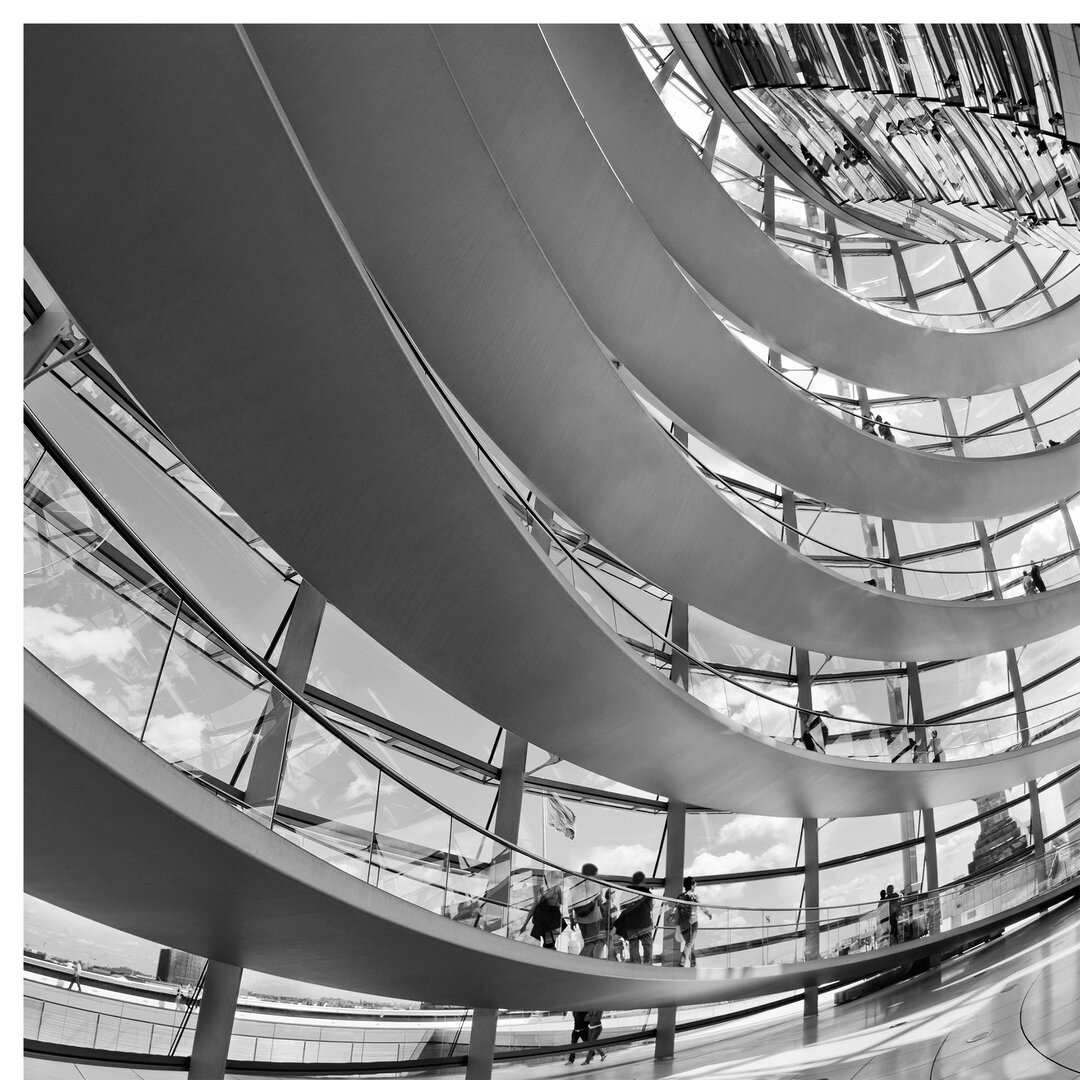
23, 897, 1080, 1080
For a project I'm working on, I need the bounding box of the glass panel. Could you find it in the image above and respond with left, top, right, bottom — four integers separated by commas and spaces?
24, 453, 178, 738
275, 711, 381, 880
142, 607, 271, 790
446, 822, 513, 935
370, 777, 453, 915
27, 375, 295, 652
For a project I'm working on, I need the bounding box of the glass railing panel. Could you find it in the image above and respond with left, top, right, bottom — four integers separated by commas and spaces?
141, 607, 270, 789
24, 457, 180, 739
27, 376, 296, 653
369, 779, 453, 915
24, 427, 45, 484
446, 823, 514, 937
309, 603, 501, 764
274, 711, 381, 879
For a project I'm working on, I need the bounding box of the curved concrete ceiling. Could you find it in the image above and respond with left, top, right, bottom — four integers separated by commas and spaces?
26, 654, 1079, 1011
24, 24, 1080, 816
542, 25, 1080, 400
431, 24, 1080, 525
242, 24, 1080, 662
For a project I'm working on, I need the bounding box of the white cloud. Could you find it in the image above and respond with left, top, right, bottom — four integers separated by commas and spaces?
715, 816, 787, 846
143, 710, 206, 762
583, 843, 656, 877
62, 673, 96, 698
688, 843, 794, 878
1011, 513, 1067, 569
820, 871, 882, 909
25, 606, 136, 665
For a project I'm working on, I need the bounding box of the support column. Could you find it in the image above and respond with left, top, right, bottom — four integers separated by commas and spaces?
802, 817, 820, 1017
923, 807, 942, 963
244, 579, 326, 813
465, 1007, 500, 1080
655, 798, 687, 1060
467, 729, 529, 1080
187, 960, 242, 1080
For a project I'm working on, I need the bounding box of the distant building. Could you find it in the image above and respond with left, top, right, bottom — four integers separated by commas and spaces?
156, 948, 205, 986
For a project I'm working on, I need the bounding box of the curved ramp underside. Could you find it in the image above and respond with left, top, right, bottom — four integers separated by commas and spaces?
542, 25, 1080, 400
24, 26, 1080, 816
241, 24, 1080, 662
431, 24, 1080, 525
25, 655, 1080, 1011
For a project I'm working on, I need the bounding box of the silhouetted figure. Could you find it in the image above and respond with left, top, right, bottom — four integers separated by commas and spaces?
875, 414, 895, 442
582, 1009, 607, 1063
1029, 563, 1047, 593
930, 729, 945, 763
521, 871, 564, 949
885, 885, 900, 944
617, 871, 655, 964
566, 1011, 589, 1064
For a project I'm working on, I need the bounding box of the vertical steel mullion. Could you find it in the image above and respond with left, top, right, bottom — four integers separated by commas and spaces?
368, 770, 383, 885
443, 816, 454, 917
139, 598, 184, 743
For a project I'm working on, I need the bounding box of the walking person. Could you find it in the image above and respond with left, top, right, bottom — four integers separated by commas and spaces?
616, 870, 655, 964
520, 870, 565, 949
677, 876, 712, 967
930, 729, 945, 763
569, 863, 610, 959
875, 890, 891, 948
566, 1010, 589, 1064
1029, 562, 1047, 593
582, 1008, 607, 1064
885, 884, 900, 945
66, 959, 83, 992
875, 414, 895, 442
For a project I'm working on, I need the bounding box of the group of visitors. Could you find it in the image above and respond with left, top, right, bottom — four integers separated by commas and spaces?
862, 413, 895, 442
521, 868, 711, 968
875, 884, 901, 947
1022, 562, 1047, 595
567, 1009, 606, 1065
520, 867, 714, 1065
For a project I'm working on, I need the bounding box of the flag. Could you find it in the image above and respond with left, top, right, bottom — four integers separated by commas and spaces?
546, 793, 576, 840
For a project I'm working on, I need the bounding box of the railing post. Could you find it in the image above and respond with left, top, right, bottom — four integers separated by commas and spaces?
187, 960, 242, 1080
